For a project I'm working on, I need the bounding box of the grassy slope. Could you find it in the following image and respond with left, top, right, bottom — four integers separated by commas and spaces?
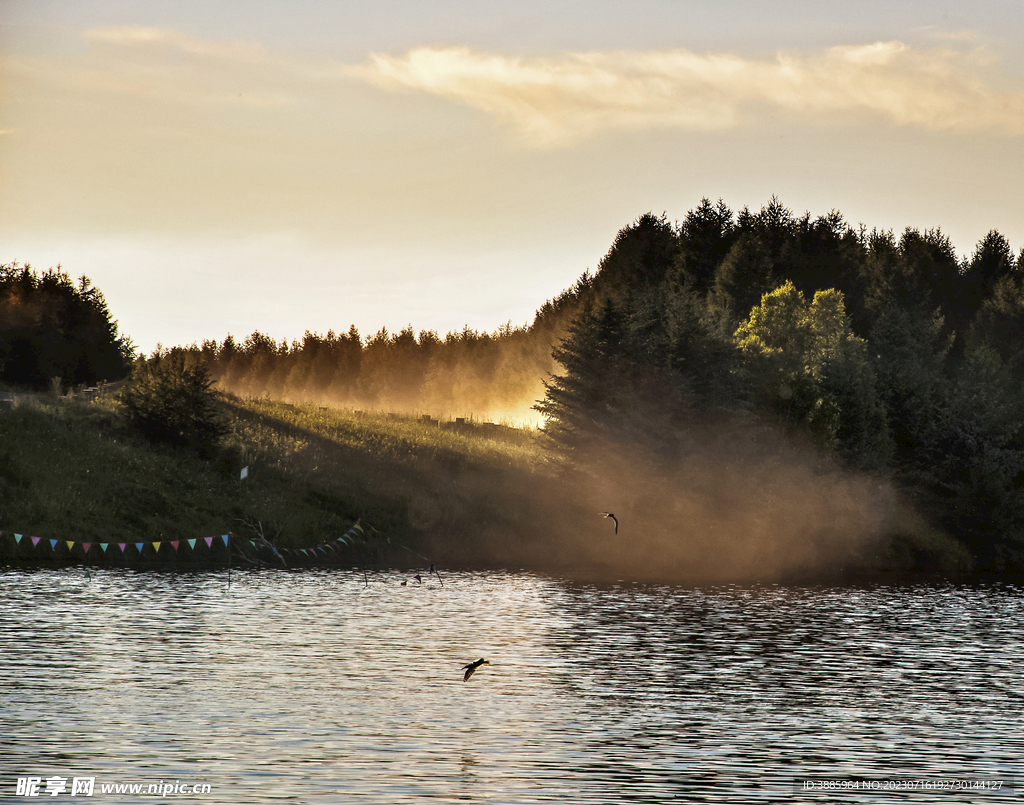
0, 394, 573, 568
0, 393, 975, 579
0, 395, 361, 554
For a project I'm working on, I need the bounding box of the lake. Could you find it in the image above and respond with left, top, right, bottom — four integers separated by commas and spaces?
2, 568, 1021, 803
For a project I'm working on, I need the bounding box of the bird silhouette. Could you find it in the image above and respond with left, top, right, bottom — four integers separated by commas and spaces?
462, 658, 490, 681
600, 512, 618, 534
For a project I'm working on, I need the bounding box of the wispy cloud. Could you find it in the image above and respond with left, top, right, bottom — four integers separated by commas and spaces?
8, 28, 1023, 144
353, 42, 1024, 144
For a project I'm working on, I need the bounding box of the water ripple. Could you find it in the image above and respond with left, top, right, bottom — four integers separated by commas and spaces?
1, 569, 1021, 803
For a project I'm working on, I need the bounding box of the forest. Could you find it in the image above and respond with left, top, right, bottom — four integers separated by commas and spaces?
165, 197, 1024, 571
4, 196, 1024, 575
0, 263, 135, 391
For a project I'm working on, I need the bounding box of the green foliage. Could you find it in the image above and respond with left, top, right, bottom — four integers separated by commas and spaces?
119, 350, 228, 455
734, 281, 891, 465
967, 273, 1024, 378
533, 198, 1024, 571
707, 233, 777, 327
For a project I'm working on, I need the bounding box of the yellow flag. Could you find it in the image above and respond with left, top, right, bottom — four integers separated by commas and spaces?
152, 541, 161, 553
66, 541, 75, 551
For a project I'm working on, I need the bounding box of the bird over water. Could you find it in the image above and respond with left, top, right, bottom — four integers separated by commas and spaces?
462, 658, 490, 681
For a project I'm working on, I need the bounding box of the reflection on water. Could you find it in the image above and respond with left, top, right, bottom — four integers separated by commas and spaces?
1, 568, 1022, 803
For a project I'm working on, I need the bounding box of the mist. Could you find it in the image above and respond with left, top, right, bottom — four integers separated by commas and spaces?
405, 403, 944, 584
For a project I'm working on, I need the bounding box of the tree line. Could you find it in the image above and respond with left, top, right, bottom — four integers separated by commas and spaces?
536, 199, 1024, 571
0, 263, 134, 391
169, 273, 594, 421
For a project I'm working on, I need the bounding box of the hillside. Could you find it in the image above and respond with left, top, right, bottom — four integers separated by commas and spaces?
0, 391, 973, 581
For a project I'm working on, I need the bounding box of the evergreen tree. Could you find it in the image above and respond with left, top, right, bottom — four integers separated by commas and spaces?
592, 213, 680, 302
677, 198, 735, 293
535, 299, 627, 458
0, 263, 133, 389
119, 350, 228, 455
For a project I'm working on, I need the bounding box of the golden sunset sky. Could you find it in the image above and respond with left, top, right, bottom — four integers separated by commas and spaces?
2, 1, 1022, 352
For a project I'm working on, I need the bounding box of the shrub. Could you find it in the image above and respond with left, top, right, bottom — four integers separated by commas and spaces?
119, 351, 228, 455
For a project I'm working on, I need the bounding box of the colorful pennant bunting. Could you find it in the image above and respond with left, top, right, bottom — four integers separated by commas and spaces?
2, 522, 377, 565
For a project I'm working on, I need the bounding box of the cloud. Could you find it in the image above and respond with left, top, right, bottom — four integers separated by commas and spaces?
352, 42, 1024, 144
16, 28, 1020, 141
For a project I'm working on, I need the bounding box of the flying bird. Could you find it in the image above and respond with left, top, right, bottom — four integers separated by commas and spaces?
462, 658, 490, 682
600, 512, 618, 534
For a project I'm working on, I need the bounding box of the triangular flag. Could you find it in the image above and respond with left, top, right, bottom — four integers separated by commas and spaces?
204, 537, 213, 548
240, 465, 249, 480
249, 540, 256, 547
100, 543, 109, 552
82, 543, 91, 554
118, 543, 127, 552
152, 541, 161, 553
170, 541, 179, 551
188, 539, 197, 550
15, 534, 23, 544
135, 542, 144, 553
31, 536, 40, 546
66, 541, 75, 551
49, 539, 58, 550
221, 534, 229, 546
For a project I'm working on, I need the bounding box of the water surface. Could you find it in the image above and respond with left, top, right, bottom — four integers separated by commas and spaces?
2, 568, 1021, 802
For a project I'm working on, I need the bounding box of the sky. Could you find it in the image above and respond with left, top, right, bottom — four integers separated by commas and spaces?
2, 1, 1022, 354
